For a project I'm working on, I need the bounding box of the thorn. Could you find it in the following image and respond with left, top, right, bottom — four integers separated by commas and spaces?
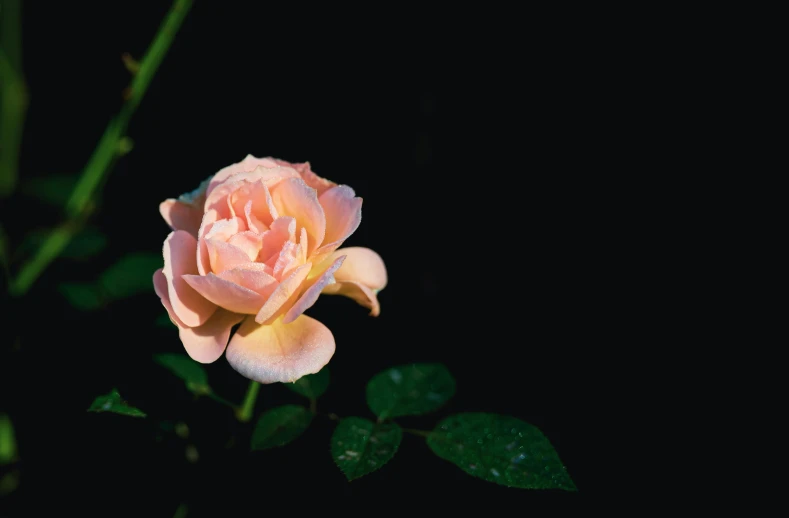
117, 137, 134, 156
121, 53, 140, 75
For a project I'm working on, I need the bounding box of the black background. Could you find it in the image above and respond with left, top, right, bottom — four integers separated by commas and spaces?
2, 2, 599, 515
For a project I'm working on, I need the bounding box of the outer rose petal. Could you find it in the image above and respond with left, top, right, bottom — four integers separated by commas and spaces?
255, 262, 312, 324
274, 159, 337, 195
160, 199, 203, 238
182, 273, 267, 314
153, 269, 243, 363
322, 281, 381, 317
163, 231, 218, 326
331, 247, 387, 289
270, 177, 326, 256
317, 186, 362, 252
283, 255, 345, 324
206, 155, 279, 199
226, 315, 335, 383
320, 247, 386, 316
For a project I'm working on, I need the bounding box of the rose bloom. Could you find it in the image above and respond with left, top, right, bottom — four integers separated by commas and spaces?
153, 156, 386, 383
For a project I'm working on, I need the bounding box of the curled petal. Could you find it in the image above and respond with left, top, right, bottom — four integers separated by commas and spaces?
207, 155, 279, 198
244, 200, 267, 233
331, 247, 387, 290
284, 255, 345, 324
259, 217, 295, 264
322, 281, 381, 317
206, 238, 252, 274
183, 273, 267, 314
226, 315, 335, 383
205, 167, 298, 217
163, 231, 218, 326
153, 269, 243, 363
228, 231, 263, 261
196, 209, 219, 275
218, 264, 278, 296
318, 186, 362, 253
255, 262, 312, 324
160, 199, 203, 238
274, 160, 337, 196
270, 177, 326, 256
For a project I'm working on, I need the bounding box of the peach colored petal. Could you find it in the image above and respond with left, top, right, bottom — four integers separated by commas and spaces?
254, 262, 312, 324
228, 231, 263, 261
206, 238, 252, 274
153, 268, 186, 327
270, 177, 326, 256
154, 269, 242, 363
283, 255, 346, 324
205, 167, 298, 217
207, 155, 279, 198
318, 185, 362, 251
258, 217, 295, 264
163, 231, 218, 327
160, 199, 203, 238
274, 160, 337, 196
183, 273, 267, 314
229, 181, 277, 228
197, 209, 219, 275
331, 247, 387, 290
178, 310, 245, 364
225, 314, 335, 383
217, 264, 278, 297
298, 227, 308, 265
244, 200, 267, 233
272, 241, 299, 280
322, 281, 381, 317
205, 217, 245, 242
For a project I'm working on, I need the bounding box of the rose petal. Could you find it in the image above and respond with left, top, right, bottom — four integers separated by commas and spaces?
226, 314, 335, 383
206, 238, 253, 274
205, 217, 245, 241
207, 155, 279, 198
322, 281, 381, 317
270, 177, 326, 256
255, 262, 312, 324
244, 200, 267, 234
331, 247, 387, 290
283, 255, 345, 324
205, 167, 298, 217
197, 209, 219, 275
318, 185, 362, 252
183, 273, 267, 314
258, 217, 295, 264
160, 199, 203, 238
228, 231, 263, 261
217, 264, 278, 297
163, 231, 218, 327
154, 268, 243, 363
272, 241, 299, 280
274, 160, 337, 196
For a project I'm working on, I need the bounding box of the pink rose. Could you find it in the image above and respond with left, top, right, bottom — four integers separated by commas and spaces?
153, 156, 386, 383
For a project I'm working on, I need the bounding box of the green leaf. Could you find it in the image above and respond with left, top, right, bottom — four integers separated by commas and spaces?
88, 389, 146, 418
58, 282, 103, 311
251, 405, 312, 450
0, 413, 17, 465
331, 417, 402, 481
99, 252, 161, 299
153, 353, 210, 395
20, 174, 78, 207
286, 367, 330, 399
366, 363, 456, 419
427, 413, 576, 491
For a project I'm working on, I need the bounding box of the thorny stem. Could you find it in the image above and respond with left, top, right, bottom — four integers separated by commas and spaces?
9, 0, 193, 296
235, 381, 260, 422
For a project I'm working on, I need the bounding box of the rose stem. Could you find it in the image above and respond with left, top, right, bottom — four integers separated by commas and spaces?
9, 0, 193, 296
235, 381, 261, 423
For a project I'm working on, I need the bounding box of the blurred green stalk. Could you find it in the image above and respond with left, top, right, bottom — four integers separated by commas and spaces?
9, 0, 193, 296
236, 381, 261, 423
0, 0, 27, 198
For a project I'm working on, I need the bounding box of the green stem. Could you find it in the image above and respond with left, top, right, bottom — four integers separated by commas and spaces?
206, 391, 236, 408
0, 0, 27, 198
402, 428, 432, 438
236, 381, 260, 422
8, 0, 193, 296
